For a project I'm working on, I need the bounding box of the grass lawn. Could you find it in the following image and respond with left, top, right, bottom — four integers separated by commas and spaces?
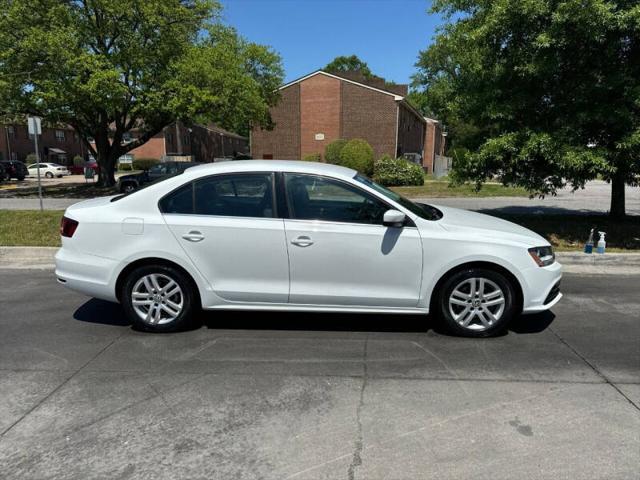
0, 183, 119, 199
0, 210, 63, 246
392, 180, 528, 198
1, 209, 638, 251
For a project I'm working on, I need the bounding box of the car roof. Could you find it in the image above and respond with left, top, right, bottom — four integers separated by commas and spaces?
183, 160, 357, 180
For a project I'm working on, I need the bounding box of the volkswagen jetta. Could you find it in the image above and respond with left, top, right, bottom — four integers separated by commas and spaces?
55, 160, 562, 337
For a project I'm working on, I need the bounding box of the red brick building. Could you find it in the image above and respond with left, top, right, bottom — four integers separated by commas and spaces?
251, 70, 446, 172
1, 121, 248, 165
1, 124, 85, 164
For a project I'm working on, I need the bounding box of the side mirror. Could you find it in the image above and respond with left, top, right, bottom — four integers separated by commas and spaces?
383, 209, 406, 227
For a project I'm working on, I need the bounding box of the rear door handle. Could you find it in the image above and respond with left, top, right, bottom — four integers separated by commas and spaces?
291, 235, 313, 247
182, 230, 205, 242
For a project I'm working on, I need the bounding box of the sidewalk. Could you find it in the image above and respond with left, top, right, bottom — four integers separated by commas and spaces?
2, 246, 639, 274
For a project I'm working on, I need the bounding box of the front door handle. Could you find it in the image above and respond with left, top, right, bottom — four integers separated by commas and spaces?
291, 235, 313, 247
182, 230, 205, 242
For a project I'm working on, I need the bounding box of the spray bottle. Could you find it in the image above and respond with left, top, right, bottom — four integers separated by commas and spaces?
596, 231, 606, 254
584, 228, 595, 254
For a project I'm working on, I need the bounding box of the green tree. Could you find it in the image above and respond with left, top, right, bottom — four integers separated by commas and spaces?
324, 55, 373, 78
0, 0, 283, 186
413, 0, 639, 217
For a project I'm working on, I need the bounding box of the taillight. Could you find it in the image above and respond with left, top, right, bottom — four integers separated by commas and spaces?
60, 216, 79, 237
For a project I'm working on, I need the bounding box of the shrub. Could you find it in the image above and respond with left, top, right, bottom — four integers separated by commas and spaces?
338, 139, 374, 175
132, 158, 159, 171
25, 153, 38, 164
373, 155, 425, 186
302, 152, 322, 162
324, 139, 348, 165
72, 155, 83, 166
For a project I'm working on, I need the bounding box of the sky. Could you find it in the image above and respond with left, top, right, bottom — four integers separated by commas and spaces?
220, 0, 443, 85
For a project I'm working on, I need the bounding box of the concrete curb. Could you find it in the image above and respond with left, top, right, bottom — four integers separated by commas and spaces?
1, 246, 639, 274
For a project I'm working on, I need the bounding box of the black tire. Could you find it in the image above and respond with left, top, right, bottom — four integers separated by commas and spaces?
45, 171, 54, 178
120, 264, 198, 332
17, 176, 25, 181
435, 267, 518, 338
121, 183, 136, 194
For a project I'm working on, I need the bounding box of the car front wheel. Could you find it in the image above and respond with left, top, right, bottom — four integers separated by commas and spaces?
45, 171, 54, 178
121, 265, 197, 332
436, 268, 518, 337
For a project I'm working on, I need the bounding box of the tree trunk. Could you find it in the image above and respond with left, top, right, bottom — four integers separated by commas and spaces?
609, 171, 626, 218
96, 149, 117, 187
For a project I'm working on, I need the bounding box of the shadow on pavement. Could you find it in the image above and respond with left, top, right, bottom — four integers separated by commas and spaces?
73, 299, 556, 335
73, 298, 131, 326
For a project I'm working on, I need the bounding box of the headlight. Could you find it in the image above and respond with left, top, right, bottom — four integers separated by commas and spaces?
528, 246, 555, 267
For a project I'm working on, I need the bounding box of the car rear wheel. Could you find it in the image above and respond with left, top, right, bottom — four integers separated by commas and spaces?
121, 183, 136, 194
121, 265, 197, 332
435, 268, 517, 337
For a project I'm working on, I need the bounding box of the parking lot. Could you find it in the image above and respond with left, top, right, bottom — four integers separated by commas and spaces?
0, 269, 638, 479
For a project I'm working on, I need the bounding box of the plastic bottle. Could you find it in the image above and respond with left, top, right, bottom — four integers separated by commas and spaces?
596, 231, 606, 254
584, 228, 595, 254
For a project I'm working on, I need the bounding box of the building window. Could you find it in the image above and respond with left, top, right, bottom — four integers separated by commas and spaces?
122, 132, 132, 143
183, 135, 189, 146
55, 130, 65, 142
7, 126, 15, 137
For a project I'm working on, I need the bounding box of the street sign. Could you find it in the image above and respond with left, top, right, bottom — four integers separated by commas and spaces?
27, 116, 42, 135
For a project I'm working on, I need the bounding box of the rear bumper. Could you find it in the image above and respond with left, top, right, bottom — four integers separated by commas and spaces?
521, 261, 563, 314
55, 248, 119, 302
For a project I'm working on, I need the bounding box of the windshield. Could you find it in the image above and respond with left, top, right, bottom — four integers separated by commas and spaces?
354, 174, 442, 221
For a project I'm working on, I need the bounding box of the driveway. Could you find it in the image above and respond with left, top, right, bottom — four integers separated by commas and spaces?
1, 180, 637, 215
0, 269, 638, 479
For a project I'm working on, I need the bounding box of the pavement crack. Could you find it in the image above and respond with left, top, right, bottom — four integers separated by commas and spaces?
0, 330, 125, 439
347, 336, 368, 480
549, 327, 640, 412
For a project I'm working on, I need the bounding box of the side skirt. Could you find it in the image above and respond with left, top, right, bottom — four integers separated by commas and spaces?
204, 303, 429, 315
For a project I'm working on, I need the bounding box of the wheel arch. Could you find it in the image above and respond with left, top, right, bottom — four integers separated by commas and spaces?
115, 257, 202, 307
428, 261, 524, 314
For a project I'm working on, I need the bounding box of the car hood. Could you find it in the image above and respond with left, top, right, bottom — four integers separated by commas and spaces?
429, 205, 548, 247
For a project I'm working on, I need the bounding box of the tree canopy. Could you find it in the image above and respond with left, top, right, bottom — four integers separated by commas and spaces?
324, 55, 374, 78
0, 0, 283, 185
413, 0, 639, 216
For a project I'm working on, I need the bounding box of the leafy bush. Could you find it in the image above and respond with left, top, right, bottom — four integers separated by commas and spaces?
302, 152, 322, 162
338, 139, 374, 175
132, 158, 159, 171
73, 155, 83, 166
25, 153, 37, 164
373, 155, 425, 186
324, 139, 348, 165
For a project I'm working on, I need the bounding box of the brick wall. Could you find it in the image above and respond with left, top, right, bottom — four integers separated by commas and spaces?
397, 104, 425, 158
128, 133, 166, 159
341, 82, 398, 159
251, 84, 300, 159
300, 74, 341, 160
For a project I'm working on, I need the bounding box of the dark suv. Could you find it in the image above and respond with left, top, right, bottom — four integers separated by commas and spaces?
117, 161, 202, 193
0, 160, 28, 181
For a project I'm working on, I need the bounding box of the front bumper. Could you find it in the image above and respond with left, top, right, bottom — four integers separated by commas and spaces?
55, 247, 119, 302
521, 261, 563, 314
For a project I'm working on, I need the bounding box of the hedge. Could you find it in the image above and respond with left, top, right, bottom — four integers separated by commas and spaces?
338, 139, 374, 176
132, 158, 159, 171
373, 155, 425, 186
324, 139, 348, 165
302, 152, 322, 162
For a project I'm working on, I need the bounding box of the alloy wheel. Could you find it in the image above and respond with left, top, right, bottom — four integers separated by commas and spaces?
131, 273, 184, 325
448, 277, 505, 331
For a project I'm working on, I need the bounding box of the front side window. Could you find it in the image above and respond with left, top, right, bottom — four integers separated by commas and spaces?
55, 130, 65, 141
284, 173, 388, 225
159, 173, 275, 218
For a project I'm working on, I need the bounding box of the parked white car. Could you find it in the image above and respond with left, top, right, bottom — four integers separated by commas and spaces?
27, 162, 70, 178
55, 161, 562, 337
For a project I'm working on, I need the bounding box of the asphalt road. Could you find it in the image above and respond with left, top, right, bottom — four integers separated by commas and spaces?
0, 270, 638, 479
1, 180, 638, 215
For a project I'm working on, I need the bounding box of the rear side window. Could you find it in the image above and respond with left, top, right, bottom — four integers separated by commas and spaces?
159, 173, 275, 218
158, 183, 193, 214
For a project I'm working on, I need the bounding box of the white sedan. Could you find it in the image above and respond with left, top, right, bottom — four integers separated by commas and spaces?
27, 162, 70, 178
55, 160, 562, 337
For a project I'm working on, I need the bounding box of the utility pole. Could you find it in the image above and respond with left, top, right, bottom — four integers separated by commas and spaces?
28, 116, 43, 211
